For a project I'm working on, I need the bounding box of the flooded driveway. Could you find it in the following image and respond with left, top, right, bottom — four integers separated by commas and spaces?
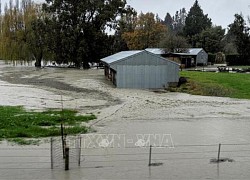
0, 61, 250, 179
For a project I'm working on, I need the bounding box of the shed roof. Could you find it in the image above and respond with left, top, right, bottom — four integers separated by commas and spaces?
101, 50, 180, 67
145, 48, 166, 55
188, 48, 204, 55
101, 50, 143, 64
174, 48, 205, 56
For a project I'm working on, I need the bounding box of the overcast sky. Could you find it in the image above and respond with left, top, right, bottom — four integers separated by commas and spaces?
127, 0, 250, 29
1, 0, 249, 29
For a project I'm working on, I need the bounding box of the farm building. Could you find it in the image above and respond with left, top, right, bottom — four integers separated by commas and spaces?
100, 50, 179, 89
166, 48, 208, 68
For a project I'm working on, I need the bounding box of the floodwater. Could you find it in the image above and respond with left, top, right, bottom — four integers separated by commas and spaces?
0, 61, 250, 179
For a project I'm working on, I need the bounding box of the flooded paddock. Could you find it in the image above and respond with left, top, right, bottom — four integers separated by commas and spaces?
0, 61, 250, 179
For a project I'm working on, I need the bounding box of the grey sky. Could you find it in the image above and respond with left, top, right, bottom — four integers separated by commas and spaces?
1, 0, 249, 29
127, 0, 250, 29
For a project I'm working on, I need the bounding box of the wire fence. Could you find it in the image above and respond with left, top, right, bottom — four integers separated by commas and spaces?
80, 142, 250, 166
0, 141, 250, 170
0, 136, 81, 170
50, 136, 81, 169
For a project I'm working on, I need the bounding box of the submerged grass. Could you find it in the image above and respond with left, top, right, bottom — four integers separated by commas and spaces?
0, 106, 96, 144
176, 71, 250, 99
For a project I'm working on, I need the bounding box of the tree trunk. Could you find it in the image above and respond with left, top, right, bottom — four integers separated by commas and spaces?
35, 59, 42, 67
34, 51, 43, 67
82, 60, 90, 69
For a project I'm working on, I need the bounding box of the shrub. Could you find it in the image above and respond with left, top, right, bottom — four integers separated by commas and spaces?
208, 54, 216, 64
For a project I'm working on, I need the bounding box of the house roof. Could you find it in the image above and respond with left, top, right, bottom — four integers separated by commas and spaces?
101, 50, 143, 64
145, 48, 166, 55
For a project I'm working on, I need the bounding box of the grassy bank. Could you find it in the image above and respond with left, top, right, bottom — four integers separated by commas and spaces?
0, 106, 96, 145
176, 71, 250, 99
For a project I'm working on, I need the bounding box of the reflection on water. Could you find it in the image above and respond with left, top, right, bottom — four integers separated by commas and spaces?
1, 60, 80, 68
3, 60, 34, 66
2, 60, 57, 67
217, 163, 220, 178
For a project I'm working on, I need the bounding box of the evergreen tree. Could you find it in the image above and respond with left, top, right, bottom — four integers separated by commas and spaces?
164, 12, 173, 30
228, 14, 250, 57
199, 26, 225, 53
43, 0, 128, 68
183, 0, 212, 46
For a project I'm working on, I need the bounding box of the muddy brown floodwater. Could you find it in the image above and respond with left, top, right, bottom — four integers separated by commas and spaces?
0, 61, 250, 180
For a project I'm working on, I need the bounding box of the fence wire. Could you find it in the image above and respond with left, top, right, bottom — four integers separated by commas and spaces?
51, 136, 81, 169
79, 142, 250, 165
0, 142, 250, 170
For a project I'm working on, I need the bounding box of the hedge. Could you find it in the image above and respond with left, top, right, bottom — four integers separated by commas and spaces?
208, 54, 216, 64
226, 55, 250, 66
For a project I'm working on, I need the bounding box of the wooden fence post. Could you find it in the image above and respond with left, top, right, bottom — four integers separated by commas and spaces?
148, 145, 152, 166
78, 136, 82, 166
217, 143, 221, 162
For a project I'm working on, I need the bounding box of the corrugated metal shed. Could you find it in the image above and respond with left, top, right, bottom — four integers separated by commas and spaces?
173, 48, 208, 66
101, 50, 179, 89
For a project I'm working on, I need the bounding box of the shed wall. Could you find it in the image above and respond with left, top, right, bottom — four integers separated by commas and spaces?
116, 64, 179, 89
196, 50, 208, 65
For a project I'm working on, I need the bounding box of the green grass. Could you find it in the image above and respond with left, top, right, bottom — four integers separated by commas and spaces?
176, 71, 250, 99
0, 106, 96, 144
229, 66, 250, 70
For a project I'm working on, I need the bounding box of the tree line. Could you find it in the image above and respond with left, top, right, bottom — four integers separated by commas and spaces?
0, 0, 249, 67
